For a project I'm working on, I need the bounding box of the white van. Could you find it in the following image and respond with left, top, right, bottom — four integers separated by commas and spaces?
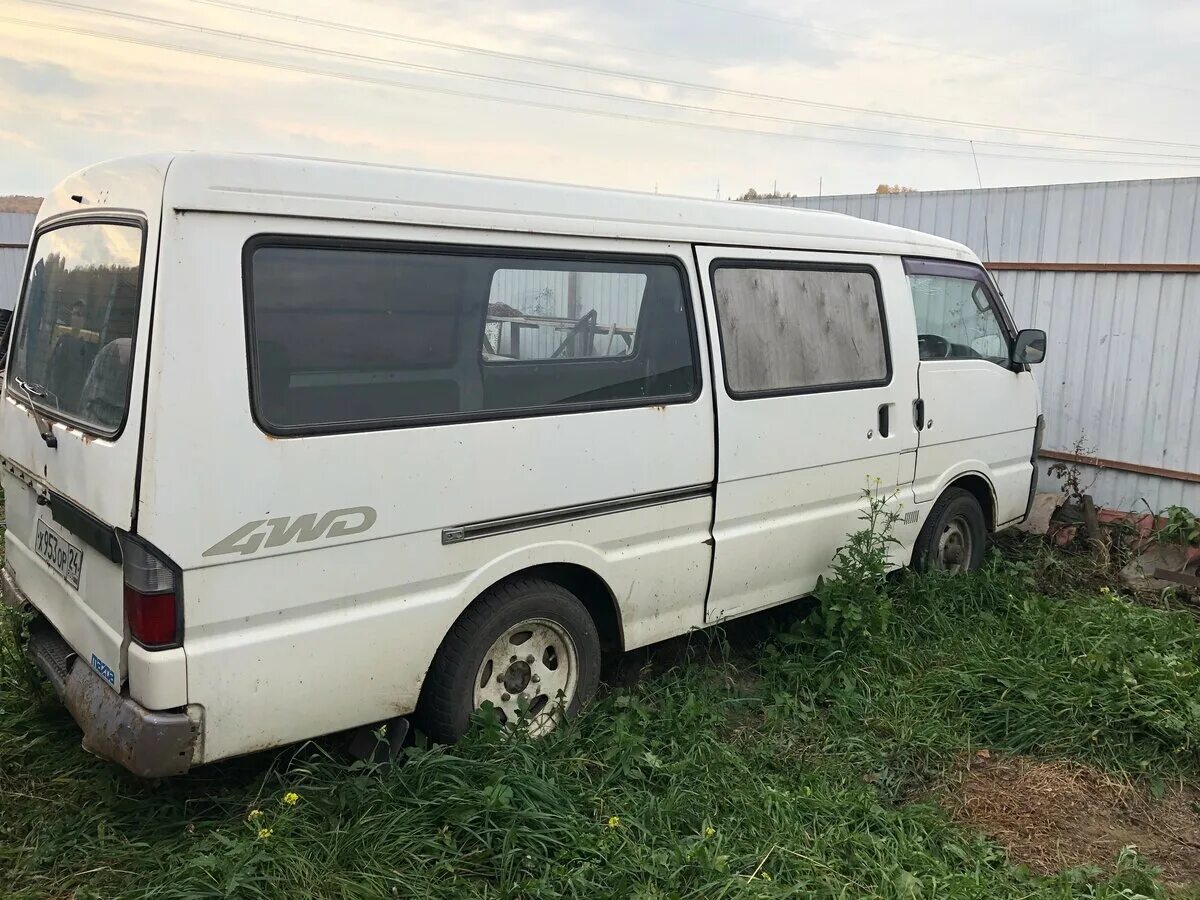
0, 154, 1045, 776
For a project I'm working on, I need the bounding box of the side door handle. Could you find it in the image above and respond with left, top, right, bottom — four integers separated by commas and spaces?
913, 398, 925, 431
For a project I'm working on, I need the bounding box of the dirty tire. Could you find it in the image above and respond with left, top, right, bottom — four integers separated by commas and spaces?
416, 577, 600, 744
913, 487, 987, 574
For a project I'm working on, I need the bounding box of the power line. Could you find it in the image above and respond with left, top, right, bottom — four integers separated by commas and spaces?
668, 0, 1197, 97
3, 14, 1197, 170
21, 0, 1200, 164
161, 0, 1200, 153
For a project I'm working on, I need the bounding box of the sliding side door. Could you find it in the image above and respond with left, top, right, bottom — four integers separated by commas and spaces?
697, 248, 920, 621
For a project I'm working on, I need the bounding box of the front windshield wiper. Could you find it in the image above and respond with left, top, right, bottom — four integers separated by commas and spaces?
12, 376, 60, 449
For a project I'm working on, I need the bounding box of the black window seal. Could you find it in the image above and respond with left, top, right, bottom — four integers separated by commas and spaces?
902, 256, 1020, 369
241, 234, 703, 437
5, 214, 149, 442
708, 259, 894, 401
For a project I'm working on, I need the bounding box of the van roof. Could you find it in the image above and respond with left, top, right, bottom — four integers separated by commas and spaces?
46, 152, 974, 261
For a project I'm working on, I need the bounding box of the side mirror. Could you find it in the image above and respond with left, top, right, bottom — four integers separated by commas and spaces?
1011, 328, 1046, 365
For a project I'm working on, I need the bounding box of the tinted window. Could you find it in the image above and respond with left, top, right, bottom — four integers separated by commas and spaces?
8, 221, 143, 436
712, 264, 889, 396
909, 274, 1010, 363
247, 242, 697, 433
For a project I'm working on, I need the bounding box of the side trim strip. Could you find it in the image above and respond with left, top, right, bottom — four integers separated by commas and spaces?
442, 484, 714, 545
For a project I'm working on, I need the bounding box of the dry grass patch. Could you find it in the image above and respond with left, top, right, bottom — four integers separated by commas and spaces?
942, 754, 1200, 886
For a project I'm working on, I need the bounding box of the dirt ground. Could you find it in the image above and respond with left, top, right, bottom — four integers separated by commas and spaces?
941, 754, 1200, 887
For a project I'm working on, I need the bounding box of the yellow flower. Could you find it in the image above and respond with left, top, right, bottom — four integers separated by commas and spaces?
247, 809, 263, 821
704, 826, 715, 838
760, 872, 771, 881
257, 827, 273, 840
282, 792, 300, 806
607, 815, 621, 829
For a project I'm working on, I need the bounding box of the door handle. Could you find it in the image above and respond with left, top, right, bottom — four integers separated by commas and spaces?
913, 398, 925, 431
877, 404, 890, 439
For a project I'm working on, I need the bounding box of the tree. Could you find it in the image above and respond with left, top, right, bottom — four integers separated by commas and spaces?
734, 187, 797, 202
0, 195, 42, 213
875, 184, 916, 194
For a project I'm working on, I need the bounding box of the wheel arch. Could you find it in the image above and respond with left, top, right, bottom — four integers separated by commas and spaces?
424, 549, 625, 683
945, 471, 997, 531
452, 542, 624, 642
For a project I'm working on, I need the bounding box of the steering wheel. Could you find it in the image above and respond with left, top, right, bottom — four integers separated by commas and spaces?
917, 333, 952, 359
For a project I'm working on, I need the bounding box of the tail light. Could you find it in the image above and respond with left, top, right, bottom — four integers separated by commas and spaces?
119, 535, 180, 648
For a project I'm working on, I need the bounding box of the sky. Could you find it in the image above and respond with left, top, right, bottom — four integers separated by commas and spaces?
1, 0, 1198, 200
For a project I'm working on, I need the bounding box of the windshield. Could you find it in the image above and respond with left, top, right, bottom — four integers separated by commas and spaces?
8, 221, 143, 436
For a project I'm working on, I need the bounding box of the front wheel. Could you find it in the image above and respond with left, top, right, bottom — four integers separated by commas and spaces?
913, 487, 987, 574
417, 577, 601, 743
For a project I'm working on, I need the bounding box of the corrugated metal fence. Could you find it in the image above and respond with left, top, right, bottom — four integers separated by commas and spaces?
1, 212, 35, 312
757, 178, 1200, 513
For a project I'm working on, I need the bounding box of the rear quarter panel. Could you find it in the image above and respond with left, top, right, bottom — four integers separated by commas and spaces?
139, 211, 715, 762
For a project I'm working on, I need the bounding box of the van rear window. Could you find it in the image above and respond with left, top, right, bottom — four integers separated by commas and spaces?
245, 240, 698, 433
8, 221, 144, 436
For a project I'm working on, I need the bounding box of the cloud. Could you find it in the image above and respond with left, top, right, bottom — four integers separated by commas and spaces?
0, 56, 91, 97
0, 0, 1197, 198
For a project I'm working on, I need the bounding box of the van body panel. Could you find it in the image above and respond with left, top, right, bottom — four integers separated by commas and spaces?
0, 156, 171, 688
163, 153, 974, 262
912, 360, 1038, 526
1, 509, 125, 685
185, 498, 712, 762
137, 215, 714, 567
696, 249, 922, 621
126, 643, 187, 710
140, 212, 715, 762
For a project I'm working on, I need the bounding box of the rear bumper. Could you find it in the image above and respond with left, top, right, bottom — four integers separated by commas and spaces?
2, 564, 200, 777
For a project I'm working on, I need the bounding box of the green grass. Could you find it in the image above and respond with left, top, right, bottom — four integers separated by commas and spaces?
1, 534, 1198, 898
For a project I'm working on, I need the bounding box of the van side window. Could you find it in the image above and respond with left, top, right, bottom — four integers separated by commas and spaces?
485, 270, 645, 361
908, 274, 1011, 364
245, 240, 698, 433
711, 263, 890, 397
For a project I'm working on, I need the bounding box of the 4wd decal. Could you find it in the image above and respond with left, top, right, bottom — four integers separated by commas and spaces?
203, 507, 377, 558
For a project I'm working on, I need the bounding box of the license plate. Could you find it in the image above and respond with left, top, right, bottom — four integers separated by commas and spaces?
34, 519, 83, 589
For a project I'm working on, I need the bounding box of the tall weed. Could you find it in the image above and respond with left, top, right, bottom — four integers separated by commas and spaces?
806, 487, 901, 645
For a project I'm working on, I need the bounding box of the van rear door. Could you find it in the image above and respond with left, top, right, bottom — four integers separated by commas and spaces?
1, 196, 159, 689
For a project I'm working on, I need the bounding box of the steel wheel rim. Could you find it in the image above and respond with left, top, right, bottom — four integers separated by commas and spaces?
473, 617, 579, 736
936, 515, 973, 574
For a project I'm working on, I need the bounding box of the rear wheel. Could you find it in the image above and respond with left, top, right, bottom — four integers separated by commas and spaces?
417, 577, 601, 743
913, 487, 987, 573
